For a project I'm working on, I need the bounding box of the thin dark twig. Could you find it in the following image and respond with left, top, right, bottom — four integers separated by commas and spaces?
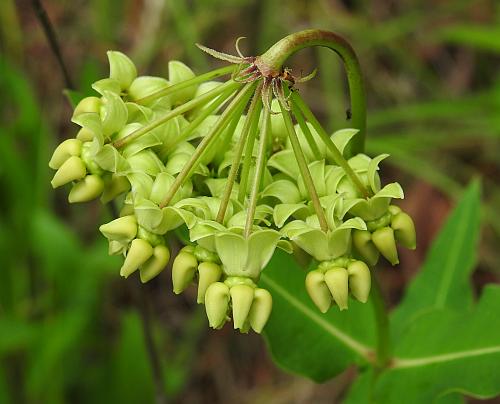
30, 0, 75, 89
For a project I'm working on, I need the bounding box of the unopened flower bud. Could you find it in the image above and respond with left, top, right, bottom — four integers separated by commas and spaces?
140, 244, 170, 283
172, 250, 198, 294
324, 267, 349, 310
120, 238, 153, 278
51, 156, 87, 188
197, 262, 222, 304
76, 127, 94, 142
128, 76, 169, 103
205, 282, 230, 329
305, 270, 331, 313
68, 174, 104, 203
391, 211, 416, 250
99, 214, 137, 243
49, 139, 82, 169
108, 240, 125, 256
230, 284, 255, 330
101, 174, 130, 203
347, 261, 371, 303
74, 96, 101, 116
372, 227, 399, 265
248, 288, 273, 333
168, 60, 197, 105
352, 230, 379, 266
107, 51, 137, 90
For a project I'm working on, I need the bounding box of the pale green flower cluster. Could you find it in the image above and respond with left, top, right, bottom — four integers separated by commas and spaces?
49, 50, 416, 334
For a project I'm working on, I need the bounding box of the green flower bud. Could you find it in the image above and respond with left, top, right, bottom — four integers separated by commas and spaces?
80, 142, 104, 175
324, 267, 349, 310
49, 139, 82, 169
391, 211, 416, 250
120, 238, 153, 278
68, 174, 104, 203
50, 156, 87, 188
127, 150, 164, 177
140, 244, 170, 283
129, 76, 169, 104
76, 127, 94, 142
168, 60, 197, 105
172, 251, 198, 294
229, 284, 255, 330
137, 226, 164, 247
74, 96, 102, 116
248, 288, 273, 333
347, 261, 371, 303
108, 240, 125, 256
372, 227, 399, 265
205, 282, 230, 329
352, 229, 379, 266
305, 270, 331, 313
119, 203, 135, 217
107, 51, 137, 90
197, 262, 222, 304
99, 214, 138, 243
101, 174, 130, 203
388, 205, 401, 215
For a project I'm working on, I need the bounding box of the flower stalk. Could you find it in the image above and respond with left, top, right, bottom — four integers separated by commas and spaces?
159, 82, 256, 208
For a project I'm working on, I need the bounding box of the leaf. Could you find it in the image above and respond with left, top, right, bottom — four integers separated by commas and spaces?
374, 285, 500, 404
391, 181, 481, 339
436, 24, 500, 53
261, 250, 376, 382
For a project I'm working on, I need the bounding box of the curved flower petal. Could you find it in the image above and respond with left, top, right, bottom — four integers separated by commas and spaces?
262, 179, 301, 204
273, 203, 310, 228
267, 149, 299, 179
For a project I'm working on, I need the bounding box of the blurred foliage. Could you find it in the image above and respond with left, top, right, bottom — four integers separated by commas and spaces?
0, 0, 499, 402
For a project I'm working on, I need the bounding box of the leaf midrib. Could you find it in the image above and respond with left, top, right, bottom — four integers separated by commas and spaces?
392, 345, 500, 369
434, 194, 474, 308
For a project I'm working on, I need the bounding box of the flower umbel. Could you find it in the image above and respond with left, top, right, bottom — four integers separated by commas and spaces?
49, 30, 416, 334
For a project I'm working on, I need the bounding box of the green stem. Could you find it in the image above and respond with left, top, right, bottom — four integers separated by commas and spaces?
244, 94, 269, 238
290, 98, 322, 158
371, 275, 390, 369
217, 84, 263, 223
136, 65, 236, 105
161, 85, 237, 158
159, 82, 256, 208
256, 29, 366, 156
291, 91, 371, 199
279, 99, 329, 233
115, 80, 240, 148
237, 101, 262, 203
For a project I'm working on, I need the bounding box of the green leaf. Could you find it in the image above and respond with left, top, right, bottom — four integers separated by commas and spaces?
375, 285, 500, 403
261, 250, 376, 382
391, 181, 481, 339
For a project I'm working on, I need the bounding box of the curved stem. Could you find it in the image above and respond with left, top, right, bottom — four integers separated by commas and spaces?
257, 29, 366, 156
244, 94, 269, 238
159, 82, 256, 208
217, 83, 263, 223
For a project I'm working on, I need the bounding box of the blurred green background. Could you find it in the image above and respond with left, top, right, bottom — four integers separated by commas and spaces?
0, 0, 499, 402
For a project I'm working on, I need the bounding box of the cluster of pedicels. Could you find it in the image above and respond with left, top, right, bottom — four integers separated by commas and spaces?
49, 41, 416, 334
